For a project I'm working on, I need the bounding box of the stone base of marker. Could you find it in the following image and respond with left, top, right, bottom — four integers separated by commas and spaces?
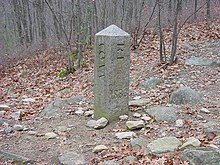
94, 25, 130, 122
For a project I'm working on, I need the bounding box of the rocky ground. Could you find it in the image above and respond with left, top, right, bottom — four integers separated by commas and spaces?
0, 20, 220, 165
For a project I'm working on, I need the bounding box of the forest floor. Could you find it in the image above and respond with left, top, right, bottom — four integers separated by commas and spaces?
0, 19, 220, 165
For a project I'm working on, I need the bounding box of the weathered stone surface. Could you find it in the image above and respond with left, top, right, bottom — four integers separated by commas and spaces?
94, 117, 108, 129
123, 156, 137, 163
126, 120, 145, 130
175, 119, 184, 127
86, 120, 97, 128
169, 87, 202, 105
3, 127, 13, 134
181, 148, 220, 165
39, 95, 83, 118
145, 106, 180, 122
0, 104, 10, 111
0, 150, 34, 164
84, 110, 94, 117
10, 110, 22, 120
179, 137, 201, 150
130, 137, 149, 149
147, 136, 181, 154
129, 98, 150, 106
13, 124, 24, 131
103, 160, 120, 165
75, 109, 84, 116
200, 108, 210, 114
115, 132, 135, 139
185, 56, 213, 66
93, 145, 108, 153
119, 115, 129, 121
94, 25, 130, 122
0, 118, 14, 125
142, 77, 163, 89
45, 132, 58, 139
58, 151, 86, 165
56, 126, 68, 132
133, 113, 141, 118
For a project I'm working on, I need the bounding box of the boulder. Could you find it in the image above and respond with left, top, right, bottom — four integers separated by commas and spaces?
141, 77, 163, 89
179, 137, 201, 150
145, 106, 180, 122
130, 137, 149, 149
181, 148, 220, 165
147, 136, 181, 154
58, 152, 86, 165
185, 56, 213, 66
169, 87, 202, 105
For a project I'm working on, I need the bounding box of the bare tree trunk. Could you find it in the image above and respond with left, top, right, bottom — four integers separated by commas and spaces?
170, 0, 182, 63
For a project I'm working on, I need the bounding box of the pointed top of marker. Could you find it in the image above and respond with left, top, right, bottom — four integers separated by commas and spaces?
96, 25, 129, 36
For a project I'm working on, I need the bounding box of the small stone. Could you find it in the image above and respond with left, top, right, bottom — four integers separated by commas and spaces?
103, 160, 120, 165
58, 151, 86, 165
201, 108, 210, 114
93, 145, 108, 153
0, 111, 6, 115
123, 156, 137, 163
13, 124, 24, 131
94, 117, 108, 129
179, 137, 201, 150
0, 104, 10, 111
133, 96, 141, 100
3, 127, 14, 134
56, 126, 68, 132
147, 136, 182, 154
75, 109, 84, 115
22, 98, 35, 102
86, 120, 97, 128
119, 115, 129, 121
115, 132, 135, 139
45, 132, 58, 139
126, 120, 145, 130
175, 119, 184, 128
84, 110, 94, 117
141, 115, 151, 122
129, 98, 150, 106
133, 113, 141, 118
27, 131, 37, 135
10, 111, 22, 120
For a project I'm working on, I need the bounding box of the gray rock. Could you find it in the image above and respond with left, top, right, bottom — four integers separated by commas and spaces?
142, 77, 163, 89
94, 117, 108, 129
123, 156, 137, 163
181, 148, 220, 165
45, 132, 58, 139
86, 120, 97, 128
103, 160, 120, 165
200, 108, 210, 114
169, 87, 202, 105
10, 110, 22, 120
0, 118, 14, 125
84, 110, 94, 117
93, 145, 108, 153
58, 151, 86, 165
133, 113, 141, 118
3, 127, 13, 134
185, 56, 213, 66
119, 115, 129, 121
145, 106, 180, 122
147, 136, 181, 154
75, 109, 84, 115
115, 132, 135, 139
0, 150, 34, 164
13, 124, 24, 131
129, 98, 150, 106
126, 120, 145, 130
22, 98, 35, 102
56, 126, 68, 132
130, 137, 149, 149
179, 137, 201, 150
0, 111, 6, 115
0, 104, 10, 111
39, 95, 83, 118
141, 115, 151, 122
27, 131, 37, 135
176, 119, 184, 127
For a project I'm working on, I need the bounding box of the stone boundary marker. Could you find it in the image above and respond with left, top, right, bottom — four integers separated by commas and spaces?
94, 25, 130, 122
